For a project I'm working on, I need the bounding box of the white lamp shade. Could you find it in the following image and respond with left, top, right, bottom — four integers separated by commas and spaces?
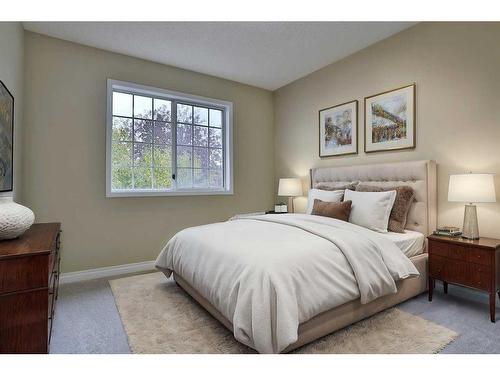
278, 178, 303, 197
448, 173, 496, 203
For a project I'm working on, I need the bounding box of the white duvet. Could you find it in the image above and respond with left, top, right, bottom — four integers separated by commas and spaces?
154, 213, 419, 353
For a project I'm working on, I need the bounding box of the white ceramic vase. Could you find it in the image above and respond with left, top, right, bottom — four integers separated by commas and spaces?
0, 197, 35, 240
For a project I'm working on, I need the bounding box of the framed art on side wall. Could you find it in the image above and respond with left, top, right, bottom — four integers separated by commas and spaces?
319, 100, 358, 157
0, 80, 14, 192
364, 84, 415, 153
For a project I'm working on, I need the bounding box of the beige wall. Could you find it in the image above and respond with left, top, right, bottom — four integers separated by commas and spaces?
274, 22, 500, 238
0, 22, 23, 200
22, 32, 274, 273
19, 22, 500, 271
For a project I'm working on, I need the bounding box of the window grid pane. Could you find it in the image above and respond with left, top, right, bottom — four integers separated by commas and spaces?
112, 141, 133, 167
154, 99, 171, 122
134, 95, 153, 119
153, 121, 172, 145
177, 123, 192, 146
133, 119, 153, 143
111, 89, 226, 192
113, 92, 133, 117
112, 116, 132, 142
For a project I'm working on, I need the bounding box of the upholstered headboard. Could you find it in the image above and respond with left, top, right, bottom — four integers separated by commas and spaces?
310, 160, 437, 236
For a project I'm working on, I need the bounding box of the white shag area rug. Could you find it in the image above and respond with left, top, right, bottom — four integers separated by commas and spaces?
110, 272, 457, 354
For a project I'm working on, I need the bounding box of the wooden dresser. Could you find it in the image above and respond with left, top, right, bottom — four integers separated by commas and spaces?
428, 235, 500, 322
0, 223, 61, 353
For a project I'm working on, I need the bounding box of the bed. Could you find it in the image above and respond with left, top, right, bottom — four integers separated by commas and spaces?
155, 160, 437, 353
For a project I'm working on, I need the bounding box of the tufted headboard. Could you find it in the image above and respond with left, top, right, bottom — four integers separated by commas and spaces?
310, 160, 437, 236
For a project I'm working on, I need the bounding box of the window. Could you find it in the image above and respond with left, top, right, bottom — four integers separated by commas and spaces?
106, 80, 233, 197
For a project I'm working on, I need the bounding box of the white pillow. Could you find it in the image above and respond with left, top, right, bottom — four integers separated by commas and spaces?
306, 189, 344, 214
344, 189, 397, 232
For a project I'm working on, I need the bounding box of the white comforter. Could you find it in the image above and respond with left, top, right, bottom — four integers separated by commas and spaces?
154, 214, 419, 353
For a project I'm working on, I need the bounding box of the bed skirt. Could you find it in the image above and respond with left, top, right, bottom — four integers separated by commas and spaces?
171, 252, 428, 353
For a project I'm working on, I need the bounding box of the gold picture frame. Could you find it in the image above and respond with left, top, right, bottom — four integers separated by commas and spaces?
364, 84, 416, 153
318, 100, 358, 157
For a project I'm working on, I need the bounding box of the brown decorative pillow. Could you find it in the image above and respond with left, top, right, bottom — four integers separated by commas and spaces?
314, 182, 358, 191
355, 185, 415, 233
311, 199, 352, 222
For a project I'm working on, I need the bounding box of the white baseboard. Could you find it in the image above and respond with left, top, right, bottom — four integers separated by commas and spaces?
59, 260, 156, 285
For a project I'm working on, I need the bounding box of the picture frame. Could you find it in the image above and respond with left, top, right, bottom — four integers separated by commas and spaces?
318, 100, 358, 157
364, 84, 416, 153
0, 80, 14, 192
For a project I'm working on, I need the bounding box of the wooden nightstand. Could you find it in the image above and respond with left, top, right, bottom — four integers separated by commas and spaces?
428, 235, 500, 322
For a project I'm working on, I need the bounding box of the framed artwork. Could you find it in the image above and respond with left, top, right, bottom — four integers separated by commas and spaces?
364, 84, 415, 153
319, 100, 358, 157
0, 80, 14, 192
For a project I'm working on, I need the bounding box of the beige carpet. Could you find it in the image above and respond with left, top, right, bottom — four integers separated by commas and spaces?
110, 272, 458, 354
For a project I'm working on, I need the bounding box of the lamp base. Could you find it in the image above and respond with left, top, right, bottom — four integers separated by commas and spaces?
462, 204, 479, 240
288, 196, 294, 213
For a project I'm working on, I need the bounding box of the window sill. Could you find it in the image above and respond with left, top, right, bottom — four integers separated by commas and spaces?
106, 188, 234, 198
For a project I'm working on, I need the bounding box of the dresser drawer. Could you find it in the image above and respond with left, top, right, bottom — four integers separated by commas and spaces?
49, 254, 59, 288
0, 255, 49, 294
0, 289, 49, 354
48, 270, 57, 318
48, 233, 60, 278
47, 273, 57, 346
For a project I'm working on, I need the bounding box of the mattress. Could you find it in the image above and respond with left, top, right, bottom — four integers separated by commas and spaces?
381, 229, 425, 257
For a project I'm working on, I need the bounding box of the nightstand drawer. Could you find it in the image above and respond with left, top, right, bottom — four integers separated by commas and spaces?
470, 263, 493, 291
467, 248, 491, 266
438, 257, 469, 285
429, 240, 490, 264
429, 255, 447, 279
428, 241, 450, 257
430, 255, 492, 291
446, 243, 468, 261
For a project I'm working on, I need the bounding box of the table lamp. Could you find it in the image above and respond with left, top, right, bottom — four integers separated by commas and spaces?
448, 173, 496, 239
278, 178, 303, 213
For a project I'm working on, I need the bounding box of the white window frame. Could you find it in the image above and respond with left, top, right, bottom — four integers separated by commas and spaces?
106, 79, 233, 197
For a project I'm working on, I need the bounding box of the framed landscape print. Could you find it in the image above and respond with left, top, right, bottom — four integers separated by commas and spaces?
0, 80, 14, 192
364, 84, 415, 153
319, 100, 358, 157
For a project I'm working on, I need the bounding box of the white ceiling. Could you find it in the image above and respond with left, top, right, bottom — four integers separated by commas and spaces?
23, 22, 416, 91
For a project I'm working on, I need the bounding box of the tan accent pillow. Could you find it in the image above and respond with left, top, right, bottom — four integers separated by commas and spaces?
355, 185, 415, 233
314, 182, 358, 191
311, 199, 352, 222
